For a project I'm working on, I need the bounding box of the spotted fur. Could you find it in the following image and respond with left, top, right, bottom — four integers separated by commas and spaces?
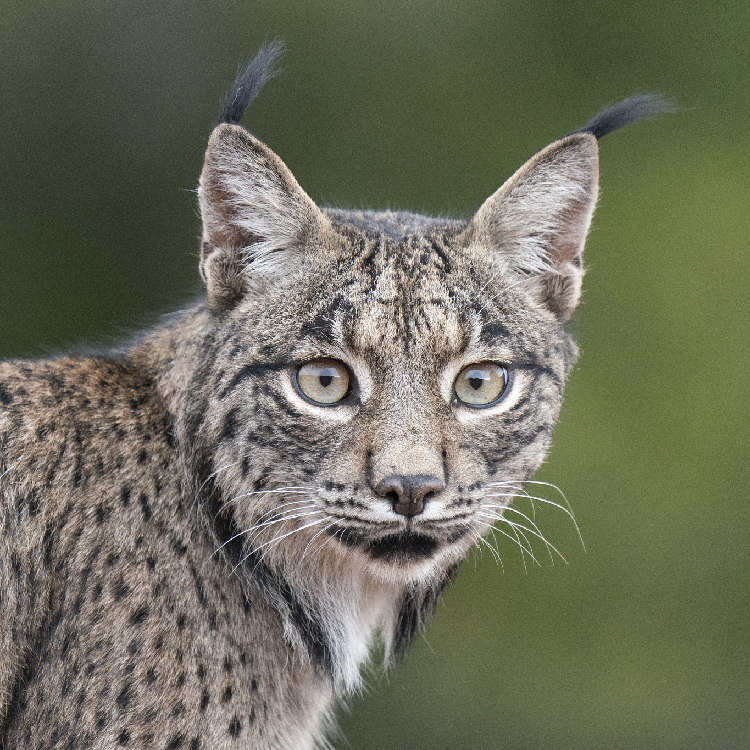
0, 48, 668, 749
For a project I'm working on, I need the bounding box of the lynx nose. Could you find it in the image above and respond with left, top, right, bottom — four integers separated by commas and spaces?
375, 474, 445, 518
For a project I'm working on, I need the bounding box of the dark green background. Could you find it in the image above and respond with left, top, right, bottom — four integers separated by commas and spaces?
2, 1, 748, 748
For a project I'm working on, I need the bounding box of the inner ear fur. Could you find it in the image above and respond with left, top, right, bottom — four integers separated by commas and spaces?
464, 133, 599, 321
198, 123, 328, 310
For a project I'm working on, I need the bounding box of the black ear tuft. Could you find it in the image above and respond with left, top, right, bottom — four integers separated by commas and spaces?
568, 94, 676, 140
218, 40, 285, 126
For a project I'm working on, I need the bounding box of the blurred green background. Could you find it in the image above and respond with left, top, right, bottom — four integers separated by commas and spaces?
1, 1, 748, 748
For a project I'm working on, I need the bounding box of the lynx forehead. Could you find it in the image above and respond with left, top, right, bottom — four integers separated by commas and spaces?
0, 42, 670, 750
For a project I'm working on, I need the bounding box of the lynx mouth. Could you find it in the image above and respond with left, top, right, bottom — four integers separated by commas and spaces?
327, 525, 441, 564
365, 532, 439, 562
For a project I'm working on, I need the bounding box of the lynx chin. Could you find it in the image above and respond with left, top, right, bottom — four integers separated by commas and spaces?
0, 42, 671, 750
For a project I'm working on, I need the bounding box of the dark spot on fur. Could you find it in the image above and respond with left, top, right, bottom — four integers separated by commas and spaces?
27, 491, 40, 517
220, 406, 240, 441
112, 576, 129, 601
139, 492, 152, 521
171, 536, 188, 556
166, 733, 184, 749
446, 527, 470, 544
129, 604, 150, 626
116, 684, 132, 711
43, 526, 54, 567
228, 716, 241, 737
72, 457, 83, 487
0, 383, 14, 405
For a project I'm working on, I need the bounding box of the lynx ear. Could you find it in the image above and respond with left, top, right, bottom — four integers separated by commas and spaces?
464, 133, 599, 321
198, 123, 327, 309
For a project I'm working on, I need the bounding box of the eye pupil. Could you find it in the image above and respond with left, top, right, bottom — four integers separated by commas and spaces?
319, 373, 333, 388
468, 376, 483, 391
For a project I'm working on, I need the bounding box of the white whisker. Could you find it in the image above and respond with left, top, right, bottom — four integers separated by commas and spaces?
243, 508, 321, 544
484, 482, 584, 550
251, 498, 318, 524
471, 517, 539, 566
478, 512, 566, 564
233, 516, 330, 573
484, 504, 550, 545
301, 520, 339, 561
223, 487, 314, 508
205, 505, 318, 564
470, 523, 503, 567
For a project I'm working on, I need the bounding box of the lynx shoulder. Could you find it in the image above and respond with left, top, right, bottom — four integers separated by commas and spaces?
0, 44, 670, 749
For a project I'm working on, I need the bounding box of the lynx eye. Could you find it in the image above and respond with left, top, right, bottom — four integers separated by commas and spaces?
454, 363, 508, 407
296, 359, 351, 404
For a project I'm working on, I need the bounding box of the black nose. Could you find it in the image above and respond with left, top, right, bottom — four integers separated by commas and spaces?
374, 474, 444, 517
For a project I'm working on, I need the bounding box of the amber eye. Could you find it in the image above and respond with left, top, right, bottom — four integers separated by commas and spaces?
454, 363, 508, 406
296, 359, 351, 404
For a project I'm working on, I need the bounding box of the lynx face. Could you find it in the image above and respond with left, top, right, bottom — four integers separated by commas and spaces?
188, 122, 589, 590
251, 247, 569, 585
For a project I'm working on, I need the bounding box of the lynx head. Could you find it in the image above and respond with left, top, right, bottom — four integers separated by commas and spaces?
184, 45, 671, 597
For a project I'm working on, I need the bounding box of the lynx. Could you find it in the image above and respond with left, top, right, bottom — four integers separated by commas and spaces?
0, 44, 670, 749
